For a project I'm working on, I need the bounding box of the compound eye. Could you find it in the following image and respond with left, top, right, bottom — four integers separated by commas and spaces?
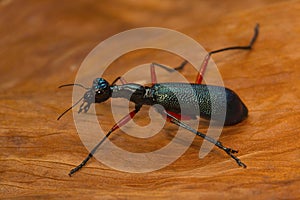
93, 78, 108, 90
99, 82, 107, 89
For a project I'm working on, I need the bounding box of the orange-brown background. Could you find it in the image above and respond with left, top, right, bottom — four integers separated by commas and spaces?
0, 0, 299, 199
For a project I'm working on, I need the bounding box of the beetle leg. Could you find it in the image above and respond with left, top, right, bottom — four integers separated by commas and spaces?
69, 105, 142, 176
195, 54, 211, 84
164, 111, 247, 168
195, 24, 259, 84
150, 61, 188, 85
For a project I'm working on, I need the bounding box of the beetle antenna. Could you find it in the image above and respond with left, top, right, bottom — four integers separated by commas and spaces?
57, 96, 84, 120
58, 83, 90, 90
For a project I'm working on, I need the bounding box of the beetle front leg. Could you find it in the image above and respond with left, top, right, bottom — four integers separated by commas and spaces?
69, 105, 142, 176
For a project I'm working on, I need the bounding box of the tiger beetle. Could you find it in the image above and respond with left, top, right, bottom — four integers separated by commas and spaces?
58, 24, 259, 176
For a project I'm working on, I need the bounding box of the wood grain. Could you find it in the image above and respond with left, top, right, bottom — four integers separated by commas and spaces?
1, 0, 299, 199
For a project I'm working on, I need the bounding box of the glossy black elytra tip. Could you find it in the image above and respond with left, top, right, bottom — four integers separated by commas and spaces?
58, 24, 259, 176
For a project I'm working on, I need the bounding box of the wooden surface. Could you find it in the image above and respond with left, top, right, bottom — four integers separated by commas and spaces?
1, 0, 300, 199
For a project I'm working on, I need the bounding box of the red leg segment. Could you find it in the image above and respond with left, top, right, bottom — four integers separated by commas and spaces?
166, 111, 193, 121
150, 63, 157, 85
69, 107, 141, 176
195, 54, 211, 84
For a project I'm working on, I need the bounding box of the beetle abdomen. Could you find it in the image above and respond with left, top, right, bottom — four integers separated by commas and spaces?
152, 83, 248, 125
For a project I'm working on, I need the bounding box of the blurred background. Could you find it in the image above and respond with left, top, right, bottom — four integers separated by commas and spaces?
0, 0, 299, 199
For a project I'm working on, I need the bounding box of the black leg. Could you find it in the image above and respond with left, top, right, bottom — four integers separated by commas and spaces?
151, 60, 188, 73
164, 111, 247, 168
69, 105, 141, 176
151, 24, 259, 85
195, 24, 259, 83
150, 61, 188, 84
208, 24, 259, 55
